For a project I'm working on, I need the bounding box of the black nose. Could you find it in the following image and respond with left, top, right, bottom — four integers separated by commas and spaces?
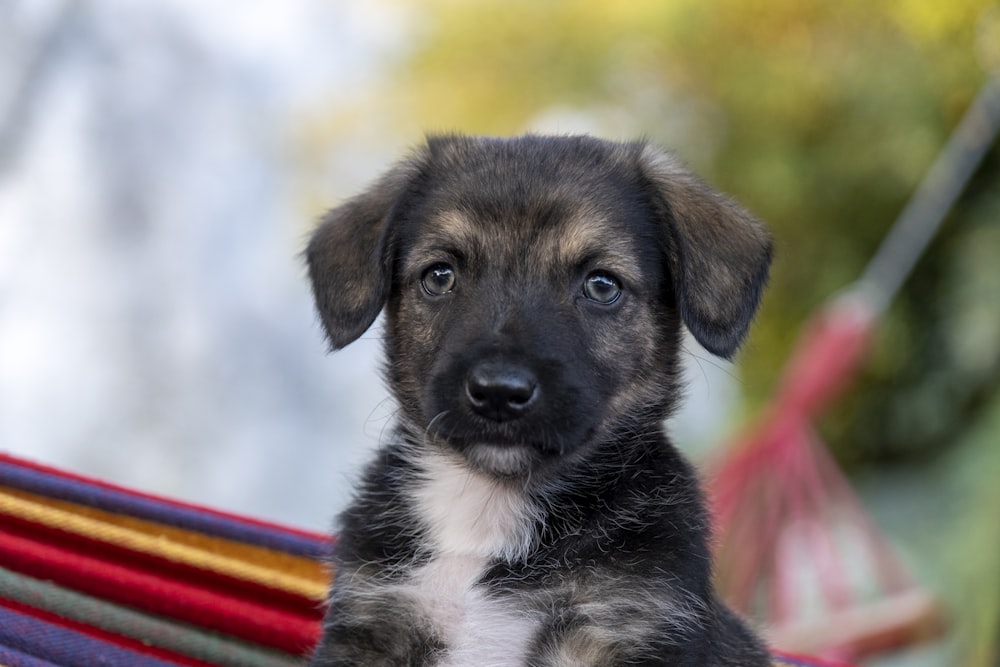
465, 362, 539, 421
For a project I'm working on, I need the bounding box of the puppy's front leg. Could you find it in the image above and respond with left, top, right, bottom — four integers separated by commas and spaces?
529, 621, 695, 667
309, 586, 444, 667
523, 589, 719, 667
535, 629, 728, 667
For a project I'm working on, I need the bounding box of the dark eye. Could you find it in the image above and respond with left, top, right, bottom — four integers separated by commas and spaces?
583, 271, 622, 304
421, 263, 456, 295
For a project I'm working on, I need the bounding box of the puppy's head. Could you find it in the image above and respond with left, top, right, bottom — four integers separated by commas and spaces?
307, 135, 771, 479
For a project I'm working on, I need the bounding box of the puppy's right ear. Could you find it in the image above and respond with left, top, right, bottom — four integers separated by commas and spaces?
636, 144, 772, 360
306, 148, 429, 350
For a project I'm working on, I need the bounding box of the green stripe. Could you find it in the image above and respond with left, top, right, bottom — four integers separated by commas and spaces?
0, 566, 306, 667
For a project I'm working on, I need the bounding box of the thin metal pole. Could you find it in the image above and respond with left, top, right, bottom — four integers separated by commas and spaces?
854, 77, 1000, 313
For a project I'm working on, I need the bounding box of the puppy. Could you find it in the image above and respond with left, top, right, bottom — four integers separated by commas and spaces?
306, 134, 772, 666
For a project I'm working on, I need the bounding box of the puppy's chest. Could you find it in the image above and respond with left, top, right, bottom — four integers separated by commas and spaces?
406, 554, 537, 667
407, 454, 543, 666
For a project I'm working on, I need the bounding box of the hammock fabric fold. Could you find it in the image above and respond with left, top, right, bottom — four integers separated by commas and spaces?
0, 452, 847, 667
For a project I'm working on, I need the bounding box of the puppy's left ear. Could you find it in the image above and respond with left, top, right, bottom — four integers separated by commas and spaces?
306, 148, 429, 350
638, 145, 772, 359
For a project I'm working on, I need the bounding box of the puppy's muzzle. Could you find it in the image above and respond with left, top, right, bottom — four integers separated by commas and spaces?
465, 361, 539, 422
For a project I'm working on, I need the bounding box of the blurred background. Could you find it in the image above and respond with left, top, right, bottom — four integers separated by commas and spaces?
1, 1, 997, 664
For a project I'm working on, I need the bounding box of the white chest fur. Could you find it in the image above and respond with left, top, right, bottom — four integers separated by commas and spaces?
408, 452, 542, 666
413, 450, 540, 559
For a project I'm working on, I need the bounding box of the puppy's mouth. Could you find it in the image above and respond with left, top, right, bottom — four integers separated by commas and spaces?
422, 406, 572, 474
426, 426, 557, 477
462, 442, 539, 477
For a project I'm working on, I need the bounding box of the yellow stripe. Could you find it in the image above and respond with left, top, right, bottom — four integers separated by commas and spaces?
0, 486, 330, 600
1, 486, 329, 583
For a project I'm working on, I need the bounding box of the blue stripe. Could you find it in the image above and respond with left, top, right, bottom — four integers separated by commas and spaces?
0, 606, 182, 667
773, 654, 833, 666
0, 645, 62, 667
0, 460, 329, 560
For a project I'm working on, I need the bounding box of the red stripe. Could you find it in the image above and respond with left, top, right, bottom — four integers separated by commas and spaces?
0, 531, 321, 655
1, 512, 323, 618
0, 453, 327, 542
0, 597, 210, 666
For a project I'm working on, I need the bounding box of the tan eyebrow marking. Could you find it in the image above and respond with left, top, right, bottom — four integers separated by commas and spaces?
538, 211, 643, 283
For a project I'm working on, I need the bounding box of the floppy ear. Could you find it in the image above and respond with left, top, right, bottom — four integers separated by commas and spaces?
637, 145, 772, 359
306, 148, 429, 350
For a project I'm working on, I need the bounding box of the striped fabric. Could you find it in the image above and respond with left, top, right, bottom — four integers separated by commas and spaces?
0, 453, 847, 667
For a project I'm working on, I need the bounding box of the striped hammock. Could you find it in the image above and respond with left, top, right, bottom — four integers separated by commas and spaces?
0, 453, 848, 667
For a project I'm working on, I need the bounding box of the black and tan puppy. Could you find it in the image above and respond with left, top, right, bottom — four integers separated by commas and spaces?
306, 134, 772, 666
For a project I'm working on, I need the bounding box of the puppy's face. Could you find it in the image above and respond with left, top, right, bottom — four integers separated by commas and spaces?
385, 155, 675, 478
307, 135, 771, 480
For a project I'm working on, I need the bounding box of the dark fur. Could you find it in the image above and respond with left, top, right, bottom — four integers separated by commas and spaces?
306, 134, 772, 666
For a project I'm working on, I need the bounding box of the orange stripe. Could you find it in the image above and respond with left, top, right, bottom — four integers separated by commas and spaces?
0, 486, 330, 599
